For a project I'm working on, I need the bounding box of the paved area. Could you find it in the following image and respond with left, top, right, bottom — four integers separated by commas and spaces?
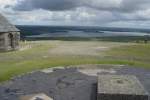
0, 65, 149, 100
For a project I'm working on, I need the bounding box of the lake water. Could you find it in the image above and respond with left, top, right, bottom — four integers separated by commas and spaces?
17, 26, 150, 39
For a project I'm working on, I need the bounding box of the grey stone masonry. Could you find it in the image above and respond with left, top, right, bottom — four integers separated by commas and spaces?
97, 75, 149, 100
0, 13, 20, 51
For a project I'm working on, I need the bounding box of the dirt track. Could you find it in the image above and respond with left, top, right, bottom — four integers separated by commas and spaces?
47, 41, 131, 57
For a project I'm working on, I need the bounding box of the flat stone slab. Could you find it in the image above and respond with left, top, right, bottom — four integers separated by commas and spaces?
19, 93, 53, 100
97, 75, 149, 100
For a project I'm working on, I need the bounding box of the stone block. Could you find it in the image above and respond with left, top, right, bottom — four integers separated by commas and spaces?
19, 93, 53, 100
97, 75, 149, 100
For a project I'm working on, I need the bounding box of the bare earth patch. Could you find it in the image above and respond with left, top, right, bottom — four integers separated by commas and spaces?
48, 41, 129, 56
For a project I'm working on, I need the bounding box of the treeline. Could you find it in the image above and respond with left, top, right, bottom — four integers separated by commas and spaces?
22, 36, 150, 43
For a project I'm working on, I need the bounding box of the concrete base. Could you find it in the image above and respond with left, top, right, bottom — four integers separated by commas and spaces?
97, 75, 149, 100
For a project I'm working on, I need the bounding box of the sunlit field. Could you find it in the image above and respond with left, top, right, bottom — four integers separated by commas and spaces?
0, 40, 149, 82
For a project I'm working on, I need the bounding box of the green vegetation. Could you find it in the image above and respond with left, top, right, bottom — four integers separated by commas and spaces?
0, 40, 150, 82
26, 36, 150, 42
105, 44, 150, 68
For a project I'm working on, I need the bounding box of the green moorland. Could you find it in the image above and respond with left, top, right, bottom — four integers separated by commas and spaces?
0, 40, 150, 82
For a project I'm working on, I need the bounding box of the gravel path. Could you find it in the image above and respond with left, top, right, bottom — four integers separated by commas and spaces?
48, 41, 129, 56
0, 65, 149, 100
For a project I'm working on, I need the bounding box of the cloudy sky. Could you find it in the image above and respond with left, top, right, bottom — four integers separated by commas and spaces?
1, 0, 150, 28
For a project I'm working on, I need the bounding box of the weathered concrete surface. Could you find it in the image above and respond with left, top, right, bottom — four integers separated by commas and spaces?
0, 65, 149, 100
98, 75, 149, 100
0, 68, 97, 100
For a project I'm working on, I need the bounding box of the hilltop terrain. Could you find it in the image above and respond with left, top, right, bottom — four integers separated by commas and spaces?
0, 40, 149, 82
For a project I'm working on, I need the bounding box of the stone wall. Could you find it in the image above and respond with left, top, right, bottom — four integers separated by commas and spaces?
0, 33, 5, 50
13, 32, 20, 50
0, 32, 20, 51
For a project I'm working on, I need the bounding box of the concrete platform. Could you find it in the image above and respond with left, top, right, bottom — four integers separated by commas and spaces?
97, 75, 149, 100
0, 65, 150, 100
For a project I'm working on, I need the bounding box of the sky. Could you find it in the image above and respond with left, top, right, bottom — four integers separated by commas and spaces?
0, 0, 150, 28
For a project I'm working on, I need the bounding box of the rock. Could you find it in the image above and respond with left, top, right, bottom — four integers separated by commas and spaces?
19, 93, 53, 100
97, 75, 149, 100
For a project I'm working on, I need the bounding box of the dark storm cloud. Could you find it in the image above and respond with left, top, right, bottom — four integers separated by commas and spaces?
85, 0, 150, 13
120, 0, 150, 12
14, 0, 82, 11
13, 0, 150, 13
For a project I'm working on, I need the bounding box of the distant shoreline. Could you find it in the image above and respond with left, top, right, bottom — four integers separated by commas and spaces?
17, 25, 150, 42
23, 36, 150, 42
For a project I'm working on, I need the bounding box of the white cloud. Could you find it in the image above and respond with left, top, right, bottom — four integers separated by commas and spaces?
1, 0, 150, 28
0, 0, 18, 9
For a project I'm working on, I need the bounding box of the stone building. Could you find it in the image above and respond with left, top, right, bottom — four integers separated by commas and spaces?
0, 14, 20, 51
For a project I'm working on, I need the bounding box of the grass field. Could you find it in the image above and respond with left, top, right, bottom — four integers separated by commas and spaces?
0, 40, 150, 82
